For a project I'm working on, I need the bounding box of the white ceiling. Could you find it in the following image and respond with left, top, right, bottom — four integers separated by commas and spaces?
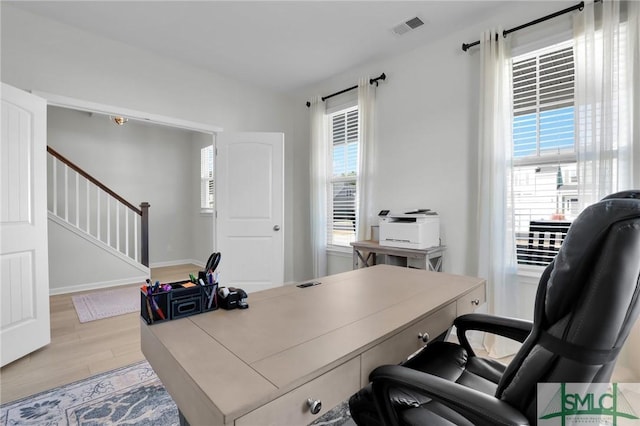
9, 1, 505, 94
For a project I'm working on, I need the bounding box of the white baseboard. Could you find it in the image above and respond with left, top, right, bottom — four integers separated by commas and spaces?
49, 275, 148, 295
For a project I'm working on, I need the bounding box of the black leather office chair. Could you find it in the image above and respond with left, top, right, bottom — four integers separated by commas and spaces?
349, 190, 640, 425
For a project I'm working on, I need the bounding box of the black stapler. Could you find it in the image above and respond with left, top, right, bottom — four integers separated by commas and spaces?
218, 286, 249, 310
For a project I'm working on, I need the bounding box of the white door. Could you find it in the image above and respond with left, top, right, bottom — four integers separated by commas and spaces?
1, 84, 50, 366
216, 132, 284, 293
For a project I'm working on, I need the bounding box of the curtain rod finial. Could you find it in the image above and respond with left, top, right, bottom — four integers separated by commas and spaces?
370, 73, 387, 86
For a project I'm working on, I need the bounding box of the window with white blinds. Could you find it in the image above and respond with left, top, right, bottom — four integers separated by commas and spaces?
512, 41, 576, 266
200, 145, 214, 211
328, 106, 359, 247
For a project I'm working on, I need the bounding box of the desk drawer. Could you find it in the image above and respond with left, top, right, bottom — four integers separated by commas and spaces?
456, 284, 486, 316
360, 302, 456, 387
236, 357, 359, 426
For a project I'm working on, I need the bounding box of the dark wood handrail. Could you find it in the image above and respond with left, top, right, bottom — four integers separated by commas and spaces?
47, 146, 141, 215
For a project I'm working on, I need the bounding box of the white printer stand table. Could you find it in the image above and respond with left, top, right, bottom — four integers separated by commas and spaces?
351, 240, 446, 272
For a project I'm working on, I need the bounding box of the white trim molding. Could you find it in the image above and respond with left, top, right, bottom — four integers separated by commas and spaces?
31, 90, 223, 134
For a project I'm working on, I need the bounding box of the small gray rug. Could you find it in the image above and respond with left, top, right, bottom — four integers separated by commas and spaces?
71, 286, 139, 323
0, 360, 353, 425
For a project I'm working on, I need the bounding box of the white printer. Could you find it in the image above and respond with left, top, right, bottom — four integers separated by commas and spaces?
378, 209, 440, 249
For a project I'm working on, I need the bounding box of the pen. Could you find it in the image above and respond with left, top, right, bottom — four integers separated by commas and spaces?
208, 284, 217, 309
145, 295, 154, 324
148, 287, 165, 320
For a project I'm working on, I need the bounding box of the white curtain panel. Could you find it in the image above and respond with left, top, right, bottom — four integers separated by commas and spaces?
309, 96, 328, 278
631, 0, 640, 191
357, 77, 376, 241
476, 29, 519, 358
574, 0, 637, 207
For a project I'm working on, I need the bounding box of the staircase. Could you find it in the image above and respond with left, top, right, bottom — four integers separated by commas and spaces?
47, 146, 150, 292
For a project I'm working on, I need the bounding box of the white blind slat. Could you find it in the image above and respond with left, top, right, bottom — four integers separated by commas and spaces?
200, 145, 214, 209
328, 106, 359, 247
512, 41, 577, 267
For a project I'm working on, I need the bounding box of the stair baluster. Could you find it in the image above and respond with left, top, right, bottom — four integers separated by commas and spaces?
47, 146, 149, 267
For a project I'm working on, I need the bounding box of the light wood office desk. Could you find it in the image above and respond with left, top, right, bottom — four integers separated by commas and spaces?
141, 265, 485, 426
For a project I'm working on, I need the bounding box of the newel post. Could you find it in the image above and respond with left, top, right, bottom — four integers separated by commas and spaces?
140, 202, 150, 267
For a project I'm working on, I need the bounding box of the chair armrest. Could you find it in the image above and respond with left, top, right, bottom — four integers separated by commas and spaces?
455, 313, 533, 356
370, 365, 530, 426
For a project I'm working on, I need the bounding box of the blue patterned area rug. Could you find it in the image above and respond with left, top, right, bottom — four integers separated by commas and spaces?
1, 360, 353, 426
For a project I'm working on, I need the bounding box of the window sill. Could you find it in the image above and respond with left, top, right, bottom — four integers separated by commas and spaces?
517, 263, 546, 275
327, 246, 352, 256
200, 209, 214, 216
517, 263, 546, 286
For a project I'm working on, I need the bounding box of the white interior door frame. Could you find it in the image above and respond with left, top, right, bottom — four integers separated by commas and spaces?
31, 90, 221, 258
31, 90, 223, 134
30, 91, 286, 292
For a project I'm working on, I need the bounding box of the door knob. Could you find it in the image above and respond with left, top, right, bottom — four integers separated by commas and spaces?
273, 225, 281, 231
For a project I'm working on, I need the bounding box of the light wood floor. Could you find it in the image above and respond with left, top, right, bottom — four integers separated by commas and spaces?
0, 264, 199, 405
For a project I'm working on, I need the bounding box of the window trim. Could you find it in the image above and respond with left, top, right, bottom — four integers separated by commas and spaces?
200, 144, 215, 213
511, 39, 578, 270
326, 105, 359, 249
326, 245, 353, 255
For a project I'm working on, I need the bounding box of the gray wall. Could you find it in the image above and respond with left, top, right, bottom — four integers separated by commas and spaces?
47, 216, 149, 293
190, 132, 216, 265
291, 1, 639, 378
292, 2, 584, 279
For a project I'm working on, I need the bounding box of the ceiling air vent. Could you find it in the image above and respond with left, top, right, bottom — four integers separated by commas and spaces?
392, 16, 424, 36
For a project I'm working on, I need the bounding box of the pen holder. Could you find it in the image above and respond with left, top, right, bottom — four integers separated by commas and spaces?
201, 283, 219, 313
140, 288, 170, 324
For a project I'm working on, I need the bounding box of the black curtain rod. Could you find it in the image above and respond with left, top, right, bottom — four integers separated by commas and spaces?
305, 73, 386, 108
461, 1, 595, 52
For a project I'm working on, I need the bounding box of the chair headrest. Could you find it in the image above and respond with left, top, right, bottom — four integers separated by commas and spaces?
601, 190, 640, 201
545, 191, 640, 324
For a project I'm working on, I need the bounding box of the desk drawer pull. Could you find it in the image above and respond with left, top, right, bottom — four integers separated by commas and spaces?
307, 398, 322, 415
418, 332, 430, 343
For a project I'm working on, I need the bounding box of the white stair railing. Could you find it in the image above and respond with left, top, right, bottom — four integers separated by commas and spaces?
47, 146, 149, 266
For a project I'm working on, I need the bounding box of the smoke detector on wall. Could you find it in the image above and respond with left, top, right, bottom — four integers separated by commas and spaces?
392, 17, 425, 36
